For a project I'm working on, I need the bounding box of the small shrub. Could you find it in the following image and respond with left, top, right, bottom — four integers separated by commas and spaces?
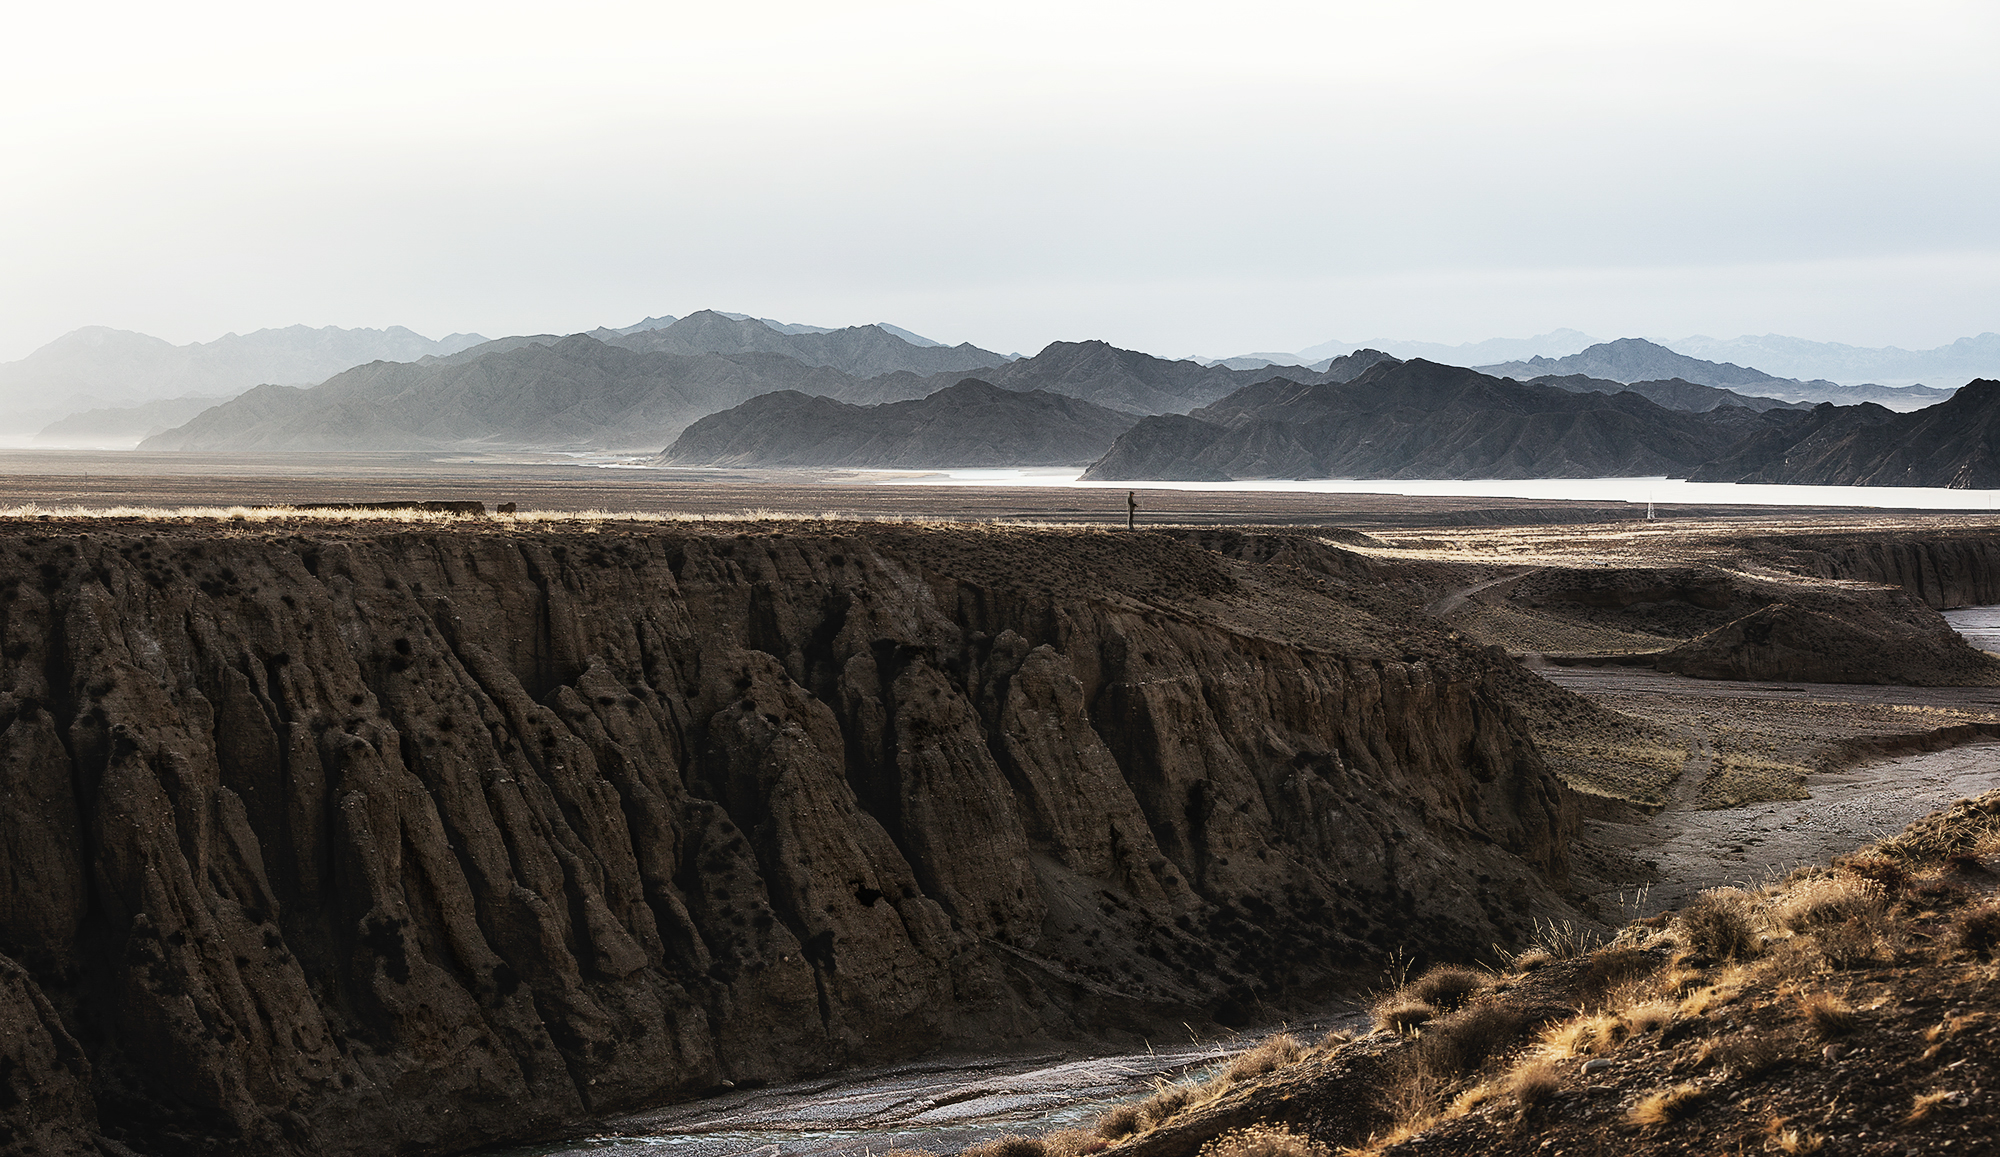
1677, 890, 1758, 962
1507, 1060, 1561, 1116
1417, 1003, 1538, 1078
1773, 876, 1884, 933
1810, 921, 1881, 970
1197, 1125, 1329, 1157
1405, 965, 1488, 1013
1952, 901, 2000, 960
1797, 992, 1858, 1039
1579, 946, 1661, 1001
1374, 1001, 1435, 1035
1628, 1082, 1709, 1128
1095, 1104, 1141, 1140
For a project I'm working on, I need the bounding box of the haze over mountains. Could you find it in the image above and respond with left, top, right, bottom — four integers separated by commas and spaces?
1231, 332, 1999, 395
0, 324, 489, 434
11, 307, 2000, 488
137, 323, 1365, 453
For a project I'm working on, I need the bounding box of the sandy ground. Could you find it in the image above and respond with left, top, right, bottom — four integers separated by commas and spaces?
1539, 667, 2000, 914
490, 1014, 1367, 1157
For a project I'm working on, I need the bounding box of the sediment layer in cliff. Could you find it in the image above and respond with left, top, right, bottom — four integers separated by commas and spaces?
0, 521, 1578, 1156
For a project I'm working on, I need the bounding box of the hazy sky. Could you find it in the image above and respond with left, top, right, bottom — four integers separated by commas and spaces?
4, 0, 1997, 361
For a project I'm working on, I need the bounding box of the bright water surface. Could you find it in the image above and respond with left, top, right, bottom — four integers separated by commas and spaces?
1942, 605, 2000, 652
870, 469, 2000, 511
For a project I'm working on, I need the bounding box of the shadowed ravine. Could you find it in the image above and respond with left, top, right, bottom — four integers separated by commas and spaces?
0, 521, 1576, 1156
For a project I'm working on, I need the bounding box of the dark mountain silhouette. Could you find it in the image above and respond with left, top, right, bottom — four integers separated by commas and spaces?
938, 342, 1394, 414
1688, 380, 2000, 487
1082, 360, 1797, 481
659, 379, 1141, 467
599, 309, 1012, 379
1528, 374, 1810, 413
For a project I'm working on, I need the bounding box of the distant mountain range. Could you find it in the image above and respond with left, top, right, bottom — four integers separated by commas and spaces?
139, 329, 1380, 453
1666, 332, 2000, 387
1227, 331, 2000, 391
1080, 359, 1789, 482
0, 324, 489, 431
1473, 338, 1956, 411
659, 379, 1141, 468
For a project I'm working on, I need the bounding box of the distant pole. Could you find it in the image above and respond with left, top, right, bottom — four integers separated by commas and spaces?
1127, 490, 1138, 531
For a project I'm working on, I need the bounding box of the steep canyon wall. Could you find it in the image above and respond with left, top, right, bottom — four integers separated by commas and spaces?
0, 523, 1577, 1155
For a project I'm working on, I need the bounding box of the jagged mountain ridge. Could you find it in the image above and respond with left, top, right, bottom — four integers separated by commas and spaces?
658, 378, 1141, 467
139, 333, 1379, 453
139, 337, 892, 452
1082, 360, 1795, 482
597, 310, 1013, 379
1688, 379, 2000, 487
1528, 374, 1810, 414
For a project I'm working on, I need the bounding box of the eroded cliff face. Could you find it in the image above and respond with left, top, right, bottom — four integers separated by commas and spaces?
0, 522, 1576, 1155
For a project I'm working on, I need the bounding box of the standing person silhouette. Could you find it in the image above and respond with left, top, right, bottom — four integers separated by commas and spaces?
1127, 490, 1138, 530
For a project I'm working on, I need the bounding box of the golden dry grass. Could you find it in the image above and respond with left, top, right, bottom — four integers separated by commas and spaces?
1627, 1082, 1709, 1128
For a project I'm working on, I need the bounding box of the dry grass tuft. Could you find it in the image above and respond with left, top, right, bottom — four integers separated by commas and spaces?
1796, 992, 1858, 1039
1095, 1104, 1142, 1141
1404, 966, 1489, 1013
1762, 1117, 1826, 1153
1905, 1089, 1958, 1123
1676, 889, 1759, 962
1773, 875, 1885, 933
962, 1136, 1047, 1157
1506, 1060, 1561, 1116
1952, 901, 2000, 960
1621, 1001, 1677, 1036
1035, 1130, 1104, 1157
1373, 1002, 1435, 1035
1197, 1126, 1329, 1157
1627, 1082, 1709, 1128
1414, 1003, 1539, 1079
1224, 1034, 1306, 1084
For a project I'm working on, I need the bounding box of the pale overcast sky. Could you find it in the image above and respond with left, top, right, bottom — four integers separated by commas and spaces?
3, 0, 1996, 360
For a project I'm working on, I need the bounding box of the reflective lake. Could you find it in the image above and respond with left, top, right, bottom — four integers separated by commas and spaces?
874, 469, 2000, 511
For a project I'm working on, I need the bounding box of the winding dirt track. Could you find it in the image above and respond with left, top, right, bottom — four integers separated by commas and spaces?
1542, 667, 2000, 912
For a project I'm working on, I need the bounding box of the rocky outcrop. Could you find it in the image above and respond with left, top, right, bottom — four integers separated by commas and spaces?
0, 522, 1577, 1155
1653, 602, 2000, 685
